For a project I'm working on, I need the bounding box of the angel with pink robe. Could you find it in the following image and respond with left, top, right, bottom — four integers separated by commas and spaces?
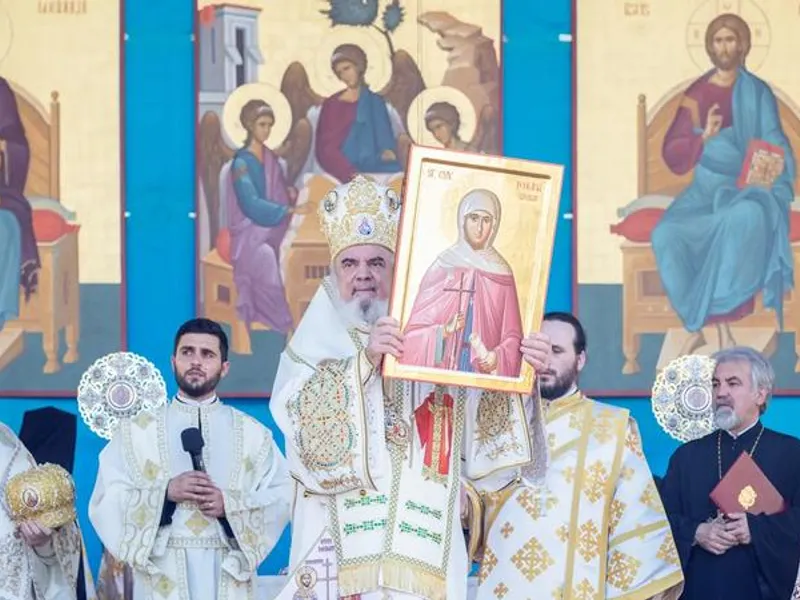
400, 189, 524, 378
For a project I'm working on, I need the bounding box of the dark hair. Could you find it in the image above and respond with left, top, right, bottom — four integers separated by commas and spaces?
173, 318, 229, 362
543, 311, 587, 355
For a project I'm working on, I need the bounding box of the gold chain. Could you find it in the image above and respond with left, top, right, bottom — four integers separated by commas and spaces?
717, 423, 765, 480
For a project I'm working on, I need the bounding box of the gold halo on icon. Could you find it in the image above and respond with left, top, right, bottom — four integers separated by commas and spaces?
221, 82, 292, 150
407, 86, 477, 148
313, 26, 392, 98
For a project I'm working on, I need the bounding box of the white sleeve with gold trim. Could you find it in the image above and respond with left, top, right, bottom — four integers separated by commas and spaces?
605, 419, 684, 600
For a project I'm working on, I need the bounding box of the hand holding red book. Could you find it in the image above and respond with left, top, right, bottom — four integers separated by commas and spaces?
710, 451, 785, 516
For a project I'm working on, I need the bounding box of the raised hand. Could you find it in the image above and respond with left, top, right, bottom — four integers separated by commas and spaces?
520, 332, 551, 373
703, 103, 723, 140
366, 317, 404, 367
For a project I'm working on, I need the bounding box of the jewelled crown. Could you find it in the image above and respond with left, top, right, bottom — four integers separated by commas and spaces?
5, 463, 77, 529
318, 175, 402, 259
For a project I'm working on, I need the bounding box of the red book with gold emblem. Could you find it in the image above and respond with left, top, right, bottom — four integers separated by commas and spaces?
710, 451, 786, 515
737, 139, 785, 189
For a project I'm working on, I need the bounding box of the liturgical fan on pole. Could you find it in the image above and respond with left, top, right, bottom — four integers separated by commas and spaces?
76, 351, 169, 600
77, 351, 168, 440
651, 353, 717, 443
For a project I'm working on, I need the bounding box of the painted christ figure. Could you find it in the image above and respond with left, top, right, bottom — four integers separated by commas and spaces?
651, 13, 796, 355
400, 188, 524, 378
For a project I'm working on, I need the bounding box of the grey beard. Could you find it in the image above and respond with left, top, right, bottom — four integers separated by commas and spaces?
329, 270, 389, 327
341, 296, 388, 327
714, 405, 741, 431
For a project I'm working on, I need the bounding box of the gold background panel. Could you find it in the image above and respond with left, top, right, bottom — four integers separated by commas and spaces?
1, 0, 121, 283
576, 0, 800, 285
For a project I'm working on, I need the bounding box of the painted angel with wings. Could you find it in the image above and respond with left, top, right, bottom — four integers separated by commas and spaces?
198, 40, 423, 239
408, 87, 500, 155
278, 41, 426, 185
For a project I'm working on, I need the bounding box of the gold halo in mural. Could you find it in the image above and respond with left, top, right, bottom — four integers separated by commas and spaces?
685, 0, 770, 72
221, 82, 292, 151
313, 26, 392, 98
407, 86, 478, 148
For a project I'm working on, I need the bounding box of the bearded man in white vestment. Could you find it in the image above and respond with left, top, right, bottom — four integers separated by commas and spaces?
89, 318, 292, 600
270, 175, 553, 600
0, 422, 89, 600
473, 312, 684, 600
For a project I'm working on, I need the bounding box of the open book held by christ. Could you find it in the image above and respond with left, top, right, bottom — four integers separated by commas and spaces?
737, 139, 786, 189
710, 451, 786, 515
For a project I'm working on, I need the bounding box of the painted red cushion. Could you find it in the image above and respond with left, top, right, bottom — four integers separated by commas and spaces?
610, 208, 800, 243
32, 209, 79, 243
609, 208, 664, 242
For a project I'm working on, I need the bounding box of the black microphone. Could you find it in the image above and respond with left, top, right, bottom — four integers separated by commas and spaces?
180, 427, 240, 550
181, 427, 206, 472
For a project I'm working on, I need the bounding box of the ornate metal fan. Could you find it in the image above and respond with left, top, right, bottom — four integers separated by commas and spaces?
77, 352, 168, 440
651, 354, 717, 443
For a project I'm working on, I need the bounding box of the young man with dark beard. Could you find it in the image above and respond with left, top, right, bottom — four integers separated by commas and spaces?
89, 318, 292, 600
474, 312, 683, 599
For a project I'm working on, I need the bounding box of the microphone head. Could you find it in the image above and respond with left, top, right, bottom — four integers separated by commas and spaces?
181, 427, 204, 454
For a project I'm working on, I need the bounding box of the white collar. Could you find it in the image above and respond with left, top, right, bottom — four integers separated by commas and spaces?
726, 418, 759, 439
174, 393, 219, 407
542, 383, 578, 405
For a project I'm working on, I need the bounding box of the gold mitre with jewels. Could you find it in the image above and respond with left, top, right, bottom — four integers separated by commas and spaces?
318, 174, 402, 258
5, 463, 77, 529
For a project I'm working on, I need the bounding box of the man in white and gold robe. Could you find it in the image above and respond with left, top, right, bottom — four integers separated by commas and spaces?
1, 422, 91, 600
474, 312, 684, 600
89, 318, 292, 600
271, 175, 549, 600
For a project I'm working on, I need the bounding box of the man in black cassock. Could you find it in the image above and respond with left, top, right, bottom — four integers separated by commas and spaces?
660, 346, 800, 600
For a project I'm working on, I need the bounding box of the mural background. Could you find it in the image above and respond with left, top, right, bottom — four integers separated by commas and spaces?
194, 0, 503, 395
575, 0, 800, 395
0, 0, 124, 396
